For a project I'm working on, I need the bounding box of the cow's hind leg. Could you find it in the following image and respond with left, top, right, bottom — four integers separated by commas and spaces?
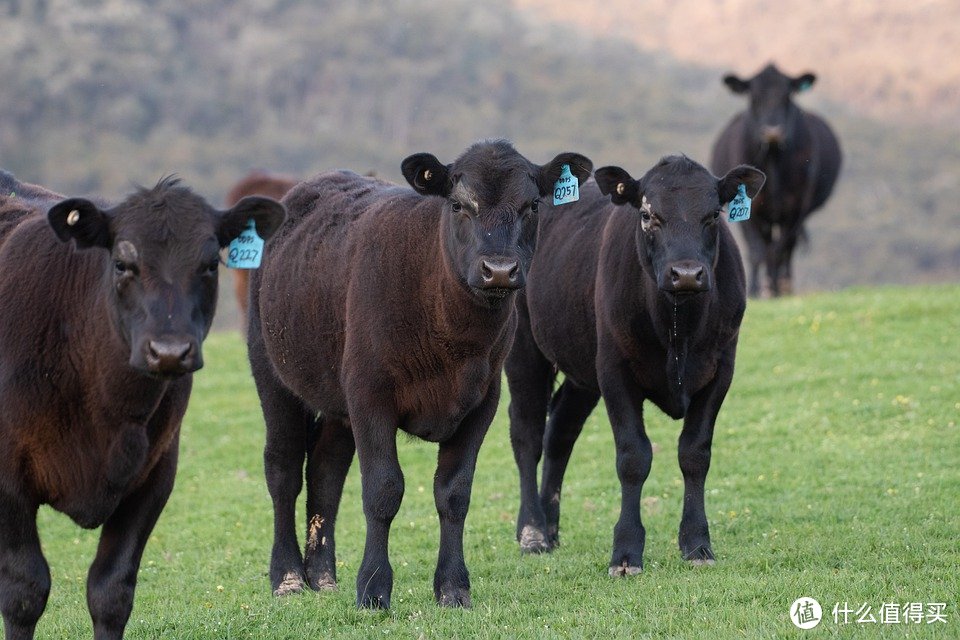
677, 348, 735, 565
0, 496, 49, 640
505, 293, 556, 553
539, 382, 600, 548
304, 417, 355, 591
87, 445, 177, 640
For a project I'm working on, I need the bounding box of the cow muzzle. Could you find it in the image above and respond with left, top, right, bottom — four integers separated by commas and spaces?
761, 125, 785, 145
140, 338, 202, 376
660, 260, 711, 295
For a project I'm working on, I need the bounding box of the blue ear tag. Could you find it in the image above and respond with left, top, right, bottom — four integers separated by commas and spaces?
226, 219, 265, 269
553, 164, 580, 206
727, 184, 752, 223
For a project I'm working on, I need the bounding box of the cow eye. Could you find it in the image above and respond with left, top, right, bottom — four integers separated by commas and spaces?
205, 258, 220, 274
530, 199, 540, 214
450, 200, 462, 213
713, 209, 722, 221
114, 260, 133, 276
640, 211, 652, 223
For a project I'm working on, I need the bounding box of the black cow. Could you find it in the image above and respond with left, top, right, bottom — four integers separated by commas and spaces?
506, 156, 763, 574
248, 140, 591, 609
0, 171, 285, 640
711, 63, 842, 297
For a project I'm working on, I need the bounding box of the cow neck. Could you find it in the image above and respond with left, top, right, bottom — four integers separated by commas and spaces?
653, 283, 714, 398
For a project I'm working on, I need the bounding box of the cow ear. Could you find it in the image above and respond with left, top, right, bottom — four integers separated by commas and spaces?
791, 72, 816, 93
594, 166, 639, 206
47, 198, 112, 249
218, 196, 287, 246
723, 74, 751, 94
537, 152, 592, 197
401, 153, 451, 197
718, 165, 766, 202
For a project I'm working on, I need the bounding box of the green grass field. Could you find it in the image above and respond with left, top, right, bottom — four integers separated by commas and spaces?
35, 284, 959, 638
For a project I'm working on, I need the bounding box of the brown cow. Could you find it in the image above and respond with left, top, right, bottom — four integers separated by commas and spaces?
248, 140, 592, 609
224, 171, 299, 333
0, 170, 285, 640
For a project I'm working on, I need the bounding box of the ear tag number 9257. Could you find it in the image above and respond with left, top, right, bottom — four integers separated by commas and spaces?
553, 164, 580, 206
227, 219, 264, 269
727, 184, 752, 223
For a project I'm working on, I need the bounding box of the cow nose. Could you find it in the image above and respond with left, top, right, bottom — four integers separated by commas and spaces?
667, 262, 708, 293
761, 125, 785, 143
480, 259, 520, 289
145, 340, 197, 375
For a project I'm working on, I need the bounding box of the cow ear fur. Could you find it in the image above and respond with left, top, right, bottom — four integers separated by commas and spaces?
718, 165, 766, 202
791, 72, 816, 93
594, 166, 639, 206
537, 152, 593, 197
723, 74, 751, 94
401, 153, 451, 197
48, 198, 112, 249
217, 196, 287, 246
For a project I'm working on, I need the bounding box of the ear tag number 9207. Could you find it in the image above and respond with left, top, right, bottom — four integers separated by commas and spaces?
227, 219, 264, 269
727, 184, 752, 223
553, 164, 580, 206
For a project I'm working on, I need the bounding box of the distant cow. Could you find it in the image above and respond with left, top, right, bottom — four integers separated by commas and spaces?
248, 140, 591, 608
0, 170, 284, 639
224, 170, 299, 334
711, 63, 841, 297
506, 156, 763, 574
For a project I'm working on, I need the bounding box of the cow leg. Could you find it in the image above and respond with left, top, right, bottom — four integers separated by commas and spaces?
539, 382, 600, 548
433, 388, 498, 607
303, 417, 355, 591
352, 410, 403, 609
677, 348, 735, 565
86, 445, 177, 640
505, 293, 556, 553
0, 497, 48, 640
776, 223, 801, 296
740, 220, 766, 298
598, 362, 651, 576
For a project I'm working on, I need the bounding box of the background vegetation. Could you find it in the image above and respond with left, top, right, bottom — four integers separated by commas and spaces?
34, 284, 960, 638
1, 0, 958, 316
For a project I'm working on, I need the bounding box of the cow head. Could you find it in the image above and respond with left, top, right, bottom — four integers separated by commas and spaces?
48, 177, 286, 376
402, 140, 592, 306
596, 156, 764, 301
723, 63, 816, 148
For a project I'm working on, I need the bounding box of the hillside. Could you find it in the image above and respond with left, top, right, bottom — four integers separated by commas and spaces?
1, 0, 958, 311
514, 0, 960, 126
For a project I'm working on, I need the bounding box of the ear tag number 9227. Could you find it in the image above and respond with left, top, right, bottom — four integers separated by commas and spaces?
553, 164, 580, 206
727, 184, 752, 223
227, 219, 264, 269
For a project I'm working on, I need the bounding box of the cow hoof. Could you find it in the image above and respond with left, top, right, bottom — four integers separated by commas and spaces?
357, 593, 390, 610
310, 571, 338, 591
608, 562, 643, 577
438, 588, 472, 608
519, 525, 552, 554
273, 571, 306, 597
682, 545, 715, 565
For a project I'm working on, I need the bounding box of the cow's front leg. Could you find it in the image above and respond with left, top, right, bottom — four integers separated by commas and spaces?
677, 348, 735, 565
0, 494, 48, 640
87, 443, 177, 640
352, 409, 402, 610
598, 360, 652, 576
433, 388, 499, 607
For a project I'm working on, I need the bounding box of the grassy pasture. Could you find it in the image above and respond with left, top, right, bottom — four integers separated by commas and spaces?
35, 284, 959, 638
